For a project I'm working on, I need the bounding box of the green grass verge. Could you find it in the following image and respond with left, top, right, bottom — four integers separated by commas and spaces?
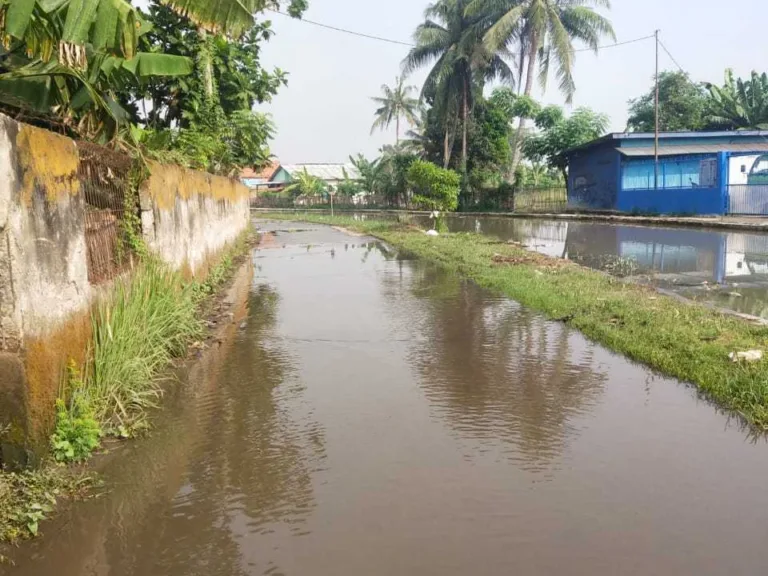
89, 258, 203, 435
260, 212, 768, 430
87, 229, 252, 436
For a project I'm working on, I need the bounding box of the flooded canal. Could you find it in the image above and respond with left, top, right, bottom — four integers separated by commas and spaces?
402, 214, 768, 319
6, 219, 768, 575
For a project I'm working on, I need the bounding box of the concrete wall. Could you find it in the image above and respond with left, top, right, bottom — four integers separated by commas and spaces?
140, 163, 250, 276
0, 114, 250, 463
568, 143, 621, 211
0, 116, 93, 462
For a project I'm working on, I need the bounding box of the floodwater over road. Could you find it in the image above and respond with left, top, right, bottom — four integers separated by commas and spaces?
7, 219, 768, 575
403, 214, 768, 319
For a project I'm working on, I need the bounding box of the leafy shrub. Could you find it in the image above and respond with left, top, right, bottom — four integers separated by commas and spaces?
50, 400, 101, 464
50, 364, 102, 463
337, 178, 362, 196
406, 160, 460, 211
140, 101, 274, 176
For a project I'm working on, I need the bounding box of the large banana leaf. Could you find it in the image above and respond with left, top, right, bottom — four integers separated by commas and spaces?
102, 53, 194, 78
159, 0, 263, 38
1, 0, 141, 61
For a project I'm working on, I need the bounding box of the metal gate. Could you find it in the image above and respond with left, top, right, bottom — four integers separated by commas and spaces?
728, 184, 768, 215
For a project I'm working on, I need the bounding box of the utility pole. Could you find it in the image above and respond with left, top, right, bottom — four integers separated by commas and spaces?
654, 29, 660, 190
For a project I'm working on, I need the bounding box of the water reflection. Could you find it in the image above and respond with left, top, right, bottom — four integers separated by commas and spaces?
9, 220, 768, 575
395, 265, 605, 472
7, 270, 325, 576
427, 215, 768, 318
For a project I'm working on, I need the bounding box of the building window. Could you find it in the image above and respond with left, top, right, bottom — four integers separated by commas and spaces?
621, 156, 717, 191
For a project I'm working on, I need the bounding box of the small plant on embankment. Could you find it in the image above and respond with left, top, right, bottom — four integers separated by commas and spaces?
51, 364, 102, 463
259, 212, 768, 430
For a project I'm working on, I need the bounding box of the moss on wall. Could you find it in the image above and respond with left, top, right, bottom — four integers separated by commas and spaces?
23, 312, 92, 450
141, 162, 248, 211
15, 125, 80, 205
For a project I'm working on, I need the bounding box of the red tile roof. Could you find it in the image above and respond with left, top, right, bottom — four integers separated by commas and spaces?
241, 160, 281, 181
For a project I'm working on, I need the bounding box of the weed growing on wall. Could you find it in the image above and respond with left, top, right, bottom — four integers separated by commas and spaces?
50, 364, 101, 464
120, 162, 151, 260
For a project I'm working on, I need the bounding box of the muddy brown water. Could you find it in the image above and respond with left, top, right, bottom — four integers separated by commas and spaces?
6, 219, 768, 575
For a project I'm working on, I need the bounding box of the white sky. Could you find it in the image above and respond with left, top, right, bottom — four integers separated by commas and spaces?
137, 0, 768, 164
258, 0, 767, 163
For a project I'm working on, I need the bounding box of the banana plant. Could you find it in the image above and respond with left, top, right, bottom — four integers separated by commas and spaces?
160, 0, 308, 38
0, 0, 192, 141
706, 69, 768, 130
0, 0, 143, 67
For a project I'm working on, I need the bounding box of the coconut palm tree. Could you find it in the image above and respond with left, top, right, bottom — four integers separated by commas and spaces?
469, 0, 615, 175
370, 77, 421, 144
706, 69, 768, 130
403, 0, 514, 171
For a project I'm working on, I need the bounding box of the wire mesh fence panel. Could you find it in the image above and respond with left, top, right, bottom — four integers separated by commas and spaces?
513, 187, 568, 213
77, 143, 135, 285
728, 184, 768, 215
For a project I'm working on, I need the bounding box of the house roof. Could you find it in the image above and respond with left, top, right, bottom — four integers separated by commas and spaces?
283, 163, 360, 181
565, 131, 768, 156
241, 160, 281, 181
618, 142, 768, 157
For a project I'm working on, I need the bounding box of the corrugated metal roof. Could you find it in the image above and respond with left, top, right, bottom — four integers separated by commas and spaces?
566, 131, 768, 156
283, 163, 360, 181
618, 142, 768, 157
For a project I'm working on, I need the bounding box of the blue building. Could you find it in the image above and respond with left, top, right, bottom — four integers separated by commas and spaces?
566, 131, 768, 215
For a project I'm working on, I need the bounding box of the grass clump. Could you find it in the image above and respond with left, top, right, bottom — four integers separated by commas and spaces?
90, 258, 202, 435
260, 212, 768, 430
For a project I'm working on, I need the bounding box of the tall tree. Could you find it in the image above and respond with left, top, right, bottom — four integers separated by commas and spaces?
470, 0, 615, 176
627, 71, 708, 132
403, 0, 514, 170
124, 2, 286, 130
706, 69, 768, 130
522, 105, 608, 181
370, 77, 420, 144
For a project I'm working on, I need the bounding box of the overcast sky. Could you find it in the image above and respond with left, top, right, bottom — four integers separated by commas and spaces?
254, 0, 767, 163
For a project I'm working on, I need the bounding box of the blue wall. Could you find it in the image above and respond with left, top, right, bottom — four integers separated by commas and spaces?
567, 143, 621, 210
616, 187, 724, 215
616, 153, 727, 215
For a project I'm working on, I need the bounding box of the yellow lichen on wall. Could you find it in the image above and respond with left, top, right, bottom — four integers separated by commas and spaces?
141, 161, 247, 211
23, 312, 92, 447
16, 124, 80, 205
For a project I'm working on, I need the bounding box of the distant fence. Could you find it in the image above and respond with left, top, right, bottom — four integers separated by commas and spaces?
77, 142, 136, 284
728, 184, 768, 216
251, 187, 569, 214
251, 193, 394, 210
512, 187, 568, 213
